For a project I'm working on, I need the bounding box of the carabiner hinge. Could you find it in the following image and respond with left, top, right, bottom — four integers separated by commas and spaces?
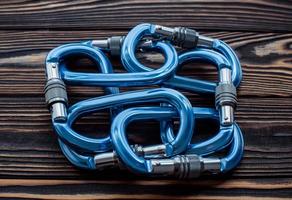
153, 25, 214, 49
216, 68, 237, 126
44, 62, 68, 122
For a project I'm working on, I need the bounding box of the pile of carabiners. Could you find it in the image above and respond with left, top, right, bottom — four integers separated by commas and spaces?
44, 23, 244, 179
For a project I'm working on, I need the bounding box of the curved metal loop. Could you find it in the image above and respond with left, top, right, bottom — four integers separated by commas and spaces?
58, 106, 244, 177
110, 106, 243, 177
47, 42, 178, 87
46, 42, 122, 153
110, 106, 199, 174
118, 25, 238, 126
158, 49, 236, 153
121, 23, 176, 74
164, 48, 231, 94
150, 24, 242, 88
220, 123, 244, 172
54, 88, 194, 153
45, 37, 178, 153
212, 39, 242, 88
58, 139, 96, 170
160, 107, 234, 156
44, 23, 244, 178
120, 24, 241, 93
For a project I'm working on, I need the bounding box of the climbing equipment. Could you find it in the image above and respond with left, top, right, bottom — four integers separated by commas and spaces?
44, 23, 244, 178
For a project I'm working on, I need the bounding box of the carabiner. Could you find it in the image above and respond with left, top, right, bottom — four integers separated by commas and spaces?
44, 23, 244, 178
159, 48, 237, 156
46, 42, 178, 88
44, 35, 177, 152
164, 48, 232, 94
152, 25, 242, 87
109, 106, 243, 178
160, 107, 234, 156
58, 106, 243, 177
53, 88, 193, 152
115, 24, 241, 92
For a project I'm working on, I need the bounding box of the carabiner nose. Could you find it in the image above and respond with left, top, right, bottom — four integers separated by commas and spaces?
121, 23, 178, 76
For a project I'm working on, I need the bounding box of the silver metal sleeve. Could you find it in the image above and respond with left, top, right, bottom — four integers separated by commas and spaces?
218, 68, 235, 126
45, 62, 67, 122
154, 25, 175, 36
197, 35, 214, 48
133, 144, 166, 158
149, 155, 221, 179
94, 151, 122, 170
92, 39, 109, 49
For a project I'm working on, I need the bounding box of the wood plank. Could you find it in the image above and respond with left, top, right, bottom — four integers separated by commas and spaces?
0, 97, 291, 178
0, 2, 291, 197
0, 0, 291, 32
0, 30, 291, 180
0, 179, 291, 199
0, 30, 292, 97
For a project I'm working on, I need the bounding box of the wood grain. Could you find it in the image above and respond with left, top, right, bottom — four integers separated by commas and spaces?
0, 0, 291, 32
0, 96, 291, 179
0, 30, 292, 97
0, 179, 291, 199
0, 0, 292, 199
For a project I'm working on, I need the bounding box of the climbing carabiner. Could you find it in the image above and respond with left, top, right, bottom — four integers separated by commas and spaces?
109, 106, 243, 178
91, 23, 241, 94
157, 47, 237, 159
52, 88, 193, 152
44, 23, 244, 178
160, 107, 233, 156
46, 43, 177, 88
44, 32, 177, 152
152, 25, 242, 87
57, 105, 243, 178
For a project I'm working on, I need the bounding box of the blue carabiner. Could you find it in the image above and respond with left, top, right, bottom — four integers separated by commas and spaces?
44, 23, 244, 178
58, 106, 243, 174
212, 39, 242, 88
45, 30, 177, 153
46, 42, 122, 153
110, 106, 244, 175
58, 139, 97, 169
46, 42, 178, 87
158, 49, 236, 154
54, 88, 194, 153
165, 48, 232, 93
161, 107, 234, 156
121, 24, 241, 93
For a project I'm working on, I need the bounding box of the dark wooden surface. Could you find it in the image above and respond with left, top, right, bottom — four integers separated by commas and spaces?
0, 0, 292, 199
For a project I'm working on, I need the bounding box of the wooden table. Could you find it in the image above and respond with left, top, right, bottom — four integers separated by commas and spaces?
0, 1, 291, 199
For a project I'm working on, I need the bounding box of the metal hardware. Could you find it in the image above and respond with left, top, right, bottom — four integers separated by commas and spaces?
216, 68, 237, 126
154, 25, 214, 48
44, 62, 67, 122
44, 23, 244, 178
